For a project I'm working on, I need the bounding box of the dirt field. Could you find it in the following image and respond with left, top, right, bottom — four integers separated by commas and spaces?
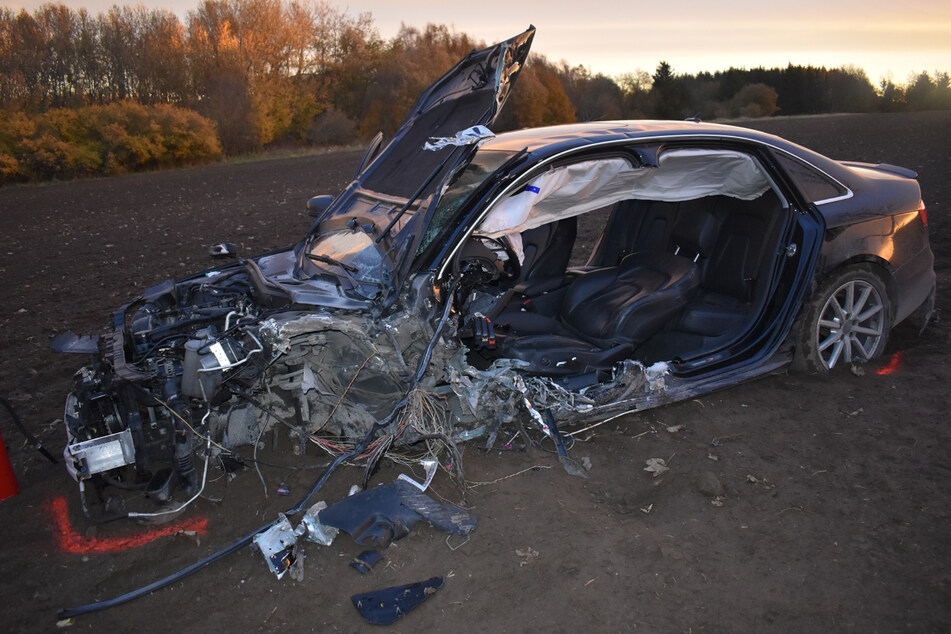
0, 111, 949, 632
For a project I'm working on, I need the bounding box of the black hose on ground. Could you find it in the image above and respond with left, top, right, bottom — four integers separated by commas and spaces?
0, 396, 58, 465
57, 523, 263, 620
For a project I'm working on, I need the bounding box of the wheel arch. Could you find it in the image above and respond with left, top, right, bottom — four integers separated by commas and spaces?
792, 260, 894, 373
816, 255, 897, 323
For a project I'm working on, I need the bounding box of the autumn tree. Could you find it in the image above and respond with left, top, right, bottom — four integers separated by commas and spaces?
729, 83, 779, 118
2, 1, 949, 171
616, 69, 653, 118
495, 55, 574, 130
358, 24, 480, 137
557, 64, 623, 121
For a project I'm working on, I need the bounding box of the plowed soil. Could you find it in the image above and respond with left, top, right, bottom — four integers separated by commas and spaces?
0, 111, 949, 632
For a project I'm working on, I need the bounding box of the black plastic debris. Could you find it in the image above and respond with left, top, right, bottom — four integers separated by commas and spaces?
351, 576, 444, 625
319, 480, 475, 549
350, 549, 383, 575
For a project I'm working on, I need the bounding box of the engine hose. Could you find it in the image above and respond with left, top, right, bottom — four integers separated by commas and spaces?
174, 432, 197, 491
0, 396, 58, 465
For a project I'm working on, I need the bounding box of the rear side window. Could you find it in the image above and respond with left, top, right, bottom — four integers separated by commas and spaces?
775, 153, 848, 203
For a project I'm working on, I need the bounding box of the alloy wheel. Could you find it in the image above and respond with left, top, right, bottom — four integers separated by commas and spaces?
815, 278, 886, 369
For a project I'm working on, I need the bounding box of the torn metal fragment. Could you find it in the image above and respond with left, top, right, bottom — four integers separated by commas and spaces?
252, 514, 298, 579
396, 459, 439, 491
297, 501, 338, 546
423, 125, 495, 151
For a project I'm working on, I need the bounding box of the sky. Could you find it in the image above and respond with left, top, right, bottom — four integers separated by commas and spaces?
6, 0, 951, 84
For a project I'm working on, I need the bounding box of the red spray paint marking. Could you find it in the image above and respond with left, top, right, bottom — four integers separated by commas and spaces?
48, 497, 208, 554
876, 351, 902, 376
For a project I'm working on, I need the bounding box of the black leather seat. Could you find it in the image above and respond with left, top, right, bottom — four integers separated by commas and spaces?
635, 191, 785, 362
497, 203, 720, 375
560, 251, 699, 347
588, 199, 680, 267
518, 217, 577, 282
676, 200, 781, 337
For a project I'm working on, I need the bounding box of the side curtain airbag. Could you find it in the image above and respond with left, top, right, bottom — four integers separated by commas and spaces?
477, 149, 771, 239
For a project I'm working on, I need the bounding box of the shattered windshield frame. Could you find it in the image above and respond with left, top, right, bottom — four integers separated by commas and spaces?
416, 148, 522, 258
298, 191, 417, 300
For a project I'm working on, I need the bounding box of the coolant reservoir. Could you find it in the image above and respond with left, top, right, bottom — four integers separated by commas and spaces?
182, 338, 237, 399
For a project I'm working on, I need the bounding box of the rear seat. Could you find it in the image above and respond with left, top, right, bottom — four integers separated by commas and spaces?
588, 199, 681, 267
636, 191, 785, 360
676, 194, 783, 336
496, 200, 720, 352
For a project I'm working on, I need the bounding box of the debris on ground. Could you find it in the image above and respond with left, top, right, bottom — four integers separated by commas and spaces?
644, 458, 670, 477
318, 479, 476, 549
252, 474, 476, 579
350, 550, 384, 575
351, 576, 444, 625
252, 513, 308, 580
697, 471, 723, 497
746, 474, 776, 490
516, 547, 539, 566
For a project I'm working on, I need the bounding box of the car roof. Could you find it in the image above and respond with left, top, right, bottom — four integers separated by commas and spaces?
480, 119, 853, 183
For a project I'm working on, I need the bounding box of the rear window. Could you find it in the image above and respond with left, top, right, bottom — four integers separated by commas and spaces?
775, 153, 849, 203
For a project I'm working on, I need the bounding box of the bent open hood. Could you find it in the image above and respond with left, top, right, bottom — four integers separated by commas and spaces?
357, 26, 535, 199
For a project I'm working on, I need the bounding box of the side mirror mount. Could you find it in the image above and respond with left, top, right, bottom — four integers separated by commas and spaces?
307, 195, 334, 218
209, 242, 238, 258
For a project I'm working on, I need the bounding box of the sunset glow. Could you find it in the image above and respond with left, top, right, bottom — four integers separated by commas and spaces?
6, 0, 950, 83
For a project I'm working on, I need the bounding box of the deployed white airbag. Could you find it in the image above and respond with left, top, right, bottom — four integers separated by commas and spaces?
477, 149, 771, 241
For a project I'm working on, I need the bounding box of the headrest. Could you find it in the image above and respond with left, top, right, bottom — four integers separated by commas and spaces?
670, 200, 720, 258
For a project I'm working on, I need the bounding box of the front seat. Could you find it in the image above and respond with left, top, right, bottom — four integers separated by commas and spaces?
516, 216, 577, 283
560, 200, 720, 346
560, 251, 700, 347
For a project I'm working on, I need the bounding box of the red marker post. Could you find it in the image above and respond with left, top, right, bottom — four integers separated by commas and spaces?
0, 429, 20, 501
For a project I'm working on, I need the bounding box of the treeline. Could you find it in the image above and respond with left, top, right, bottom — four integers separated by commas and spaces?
2, 1, 950, 183
0, 103, 221, 181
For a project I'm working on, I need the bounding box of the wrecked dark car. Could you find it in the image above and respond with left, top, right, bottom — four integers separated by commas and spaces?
54, 25, 935, 524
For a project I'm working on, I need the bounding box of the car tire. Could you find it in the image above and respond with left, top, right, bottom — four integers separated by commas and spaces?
793, 264, 891, 374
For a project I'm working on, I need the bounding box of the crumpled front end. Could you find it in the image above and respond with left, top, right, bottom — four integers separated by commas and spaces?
56, 264, 455, 521
57, 256, 672, 521
59, 266, 274, 519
